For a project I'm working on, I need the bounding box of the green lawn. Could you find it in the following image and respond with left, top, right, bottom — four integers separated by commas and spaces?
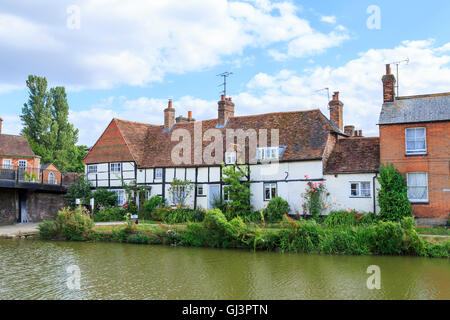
415, 226, 450, 236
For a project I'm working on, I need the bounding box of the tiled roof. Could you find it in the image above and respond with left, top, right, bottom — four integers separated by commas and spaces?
85, 110, 341, 168
379, 92, 450, 125
0, 134, 36, 158
325, 137, 380, 174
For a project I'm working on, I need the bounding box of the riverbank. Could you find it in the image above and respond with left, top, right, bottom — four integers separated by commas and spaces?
37, 208, 450, 259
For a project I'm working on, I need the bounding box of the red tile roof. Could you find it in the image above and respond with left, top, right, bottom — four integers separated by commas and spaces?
0, 134, 36, 158
85, 110, 341, 168
325, 137, 380, 174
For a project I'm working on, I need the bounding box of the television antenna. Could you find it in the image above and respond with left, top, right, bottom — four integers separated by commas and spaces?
390, 58, 409, 97
315, 87, 330, 102
217, 72, 233, 97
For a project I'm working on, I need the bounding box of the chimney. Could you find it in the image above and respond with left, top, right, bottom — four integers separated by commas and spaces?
329, 91, 344, 131
0, 117, 2, 134
382, 64, 396, 103
164, 99, 175, 130
344, 125, 355, 137
358, 130, 363, 137
175, 111, 196, 124
218, 95, 234, 126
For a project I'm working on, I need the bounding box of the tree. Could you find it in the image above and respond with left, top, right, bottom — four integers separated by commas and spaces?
65, 176, 92, 208
168, 179, 194, 207
221, 163, 252, 219
377, 163, 412, 222
21, 75, 85, 172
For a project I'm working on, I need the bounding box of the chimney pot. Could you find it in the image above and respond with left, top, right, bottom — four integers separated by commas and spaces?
329, 92, 344, 131
221, 94, 225, 101
386, 64, 391, 75
168, 99, 172, 109
188, 111, 192, 119
344, 125, 355, 137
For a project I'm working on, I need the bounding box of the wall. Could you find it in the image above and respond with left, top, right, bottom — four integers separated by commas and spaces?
26, 191, 65, 222
0, 190, 18, 225
324, 173, 380, 214
380, 122, 449, 220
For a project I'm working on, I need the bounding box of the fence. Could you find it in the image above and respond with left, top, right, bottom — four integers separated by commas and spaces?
0, 164, 79, 187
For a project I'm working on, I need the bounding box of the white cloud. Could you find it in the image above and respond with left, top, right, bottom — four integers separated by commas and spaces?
320, 15, 336, 24
0, 0, 349, 91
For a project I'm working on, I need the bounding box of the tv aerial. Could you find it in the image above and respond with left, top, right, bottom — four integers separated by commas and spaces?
217, 72, 233, 97
390, 58, 410, 97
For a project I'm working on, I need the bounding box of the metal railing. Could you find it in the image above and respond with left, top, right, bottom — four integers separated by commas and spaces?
0, 164, 79, 187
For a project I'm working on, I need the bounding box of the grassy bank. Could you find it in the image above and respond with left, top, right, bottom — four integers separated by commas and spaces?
39, 208, 449, 258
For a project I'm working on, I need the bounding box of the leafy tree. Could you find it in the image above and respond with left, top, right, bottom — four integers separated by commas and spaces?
92, 188, 117, 211
21, 75, 85, 172
221, 163, 252, 219
64, 176, 92, 208
168, 179, 194, 207
377, 163, 412, 222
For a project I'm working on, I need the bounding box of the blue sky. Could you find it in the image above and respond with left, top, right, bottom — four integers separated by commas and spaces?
1, 0, 450, 146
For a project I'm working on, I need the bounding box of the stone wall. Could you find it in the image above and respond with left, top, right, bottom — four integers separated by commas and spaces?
0, 190, 18, 225
26, 191, 65, 222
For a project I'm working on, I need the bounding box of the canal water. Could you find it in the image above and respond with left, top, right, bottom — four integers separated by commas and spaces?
0, 239, 448, 300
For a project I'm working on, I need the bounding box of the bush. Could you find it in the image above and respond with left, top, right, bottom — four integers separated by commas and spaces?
153, 207, 171, 221
264, 197, 290, 222
127, 233, 149, 244
162, 207, 205, 224
371, 220, 404, 255
38, 220, 59, 240
358, 212, 379, 225
94, 207, 127, 222
92, 188, 117, 211
377, 163, 412, 221
142, 196, 165, 219
424, 240, 450, 258
201, 209, 244, 248
55, 207, 94, 241
324, 210, 359, 228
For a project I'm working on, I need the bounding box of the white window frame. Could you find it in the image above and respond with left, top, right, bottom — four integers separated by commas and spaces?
112, 189, 125, 206
256, 147, 279, 161
48, 172, 56, 185
264, 182, 277, 201
2, 159, 12, 169
18, 160, 27, 170
110, 163, 121, 173
407, 172, 429, 203
197, 184, 205, 196
223, 187, 231, 202
405, 127, 426, 155
154, 168, 163, 180
225, 152, 236, 165
349, 181, 371, 198
87, 164, 97, 173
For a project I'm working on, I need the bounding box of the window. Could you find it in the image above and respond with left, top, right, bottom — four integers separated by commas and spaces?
225, 152, 236, 164
256, 147, 279, 161
223, 187, 231, 201
18, 160, 27, 170
350, 182, 371, 197
112, 189, 125, 206
155, 168, 162, 180
110, 163, 121, 173
48, 172, 56, 185
407, 172, 428, 202
405, 127, 426, 155
2, 159, 12, 169
264, 183, 277, 201
197, 184, 204, 196
88, 165, 97, 173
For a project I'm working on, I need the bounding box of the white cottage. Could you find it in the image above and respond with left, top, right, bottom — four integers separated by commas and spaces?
84, 93, 380, 215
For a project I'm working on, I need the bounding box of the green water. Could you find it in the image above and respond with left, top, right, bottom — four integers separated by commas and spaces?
0, 239, 448, 300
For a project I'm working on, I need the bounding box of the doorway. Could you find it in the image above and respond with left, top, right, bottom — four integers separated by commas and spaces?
19, 193, 29, 223
208, 184, 220, 210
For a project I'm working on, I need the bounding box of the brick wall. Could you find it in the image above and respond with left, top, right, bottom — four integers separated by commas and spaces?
380, 121, 449, 219
26, 191, 65, 222
0, 190, 18, 225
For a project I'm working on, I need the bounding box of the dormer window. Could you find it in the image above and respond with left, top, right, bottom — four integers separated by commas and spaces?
405, 127, 426, 155
225, 152, 236, 164
256, 147, 279, 161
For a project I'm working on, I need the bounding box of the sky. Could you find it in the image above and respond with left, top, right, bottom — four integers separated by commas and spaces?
1, 0, 450, 146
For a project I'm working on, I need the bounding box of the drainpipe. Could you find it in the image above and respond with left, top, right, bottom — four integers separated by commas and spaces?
373, 173, 378, 214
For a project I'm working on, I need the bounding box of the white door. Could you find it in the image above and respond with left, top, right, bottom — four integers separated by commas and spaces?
20, 198, 28, 223
208, 184, 221, 210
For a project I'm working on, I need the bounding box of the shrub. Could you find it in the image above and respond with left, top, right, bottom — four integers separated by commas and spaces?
38, 220, 59, 240
55, 207, 94, 241
264, 197, 290, 222
301, 178, 328, 218
221, 163, 252, 219
424, 240, 450, 258
162, 207, 205, 224
371, 220, 404, 255
127, 233, 149, 244
64, 176, 92, 208
142, 196, 165, 219
377, 163, 412, 222
92, 188, 117, 212
94, 207, 127, 222
153, 207, 171, 221
201, 209, 243, 248
324, 210, 359, 228
358, 212, 379, 225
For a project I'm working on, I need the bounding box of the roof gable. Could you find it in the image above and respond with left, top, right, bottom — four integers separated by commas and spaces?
0, 134, 36, 158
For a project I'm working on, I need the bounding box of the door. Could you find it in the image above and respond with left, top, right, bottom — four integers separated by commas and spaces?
19, 194, 28, 223
208, 184, 221, 210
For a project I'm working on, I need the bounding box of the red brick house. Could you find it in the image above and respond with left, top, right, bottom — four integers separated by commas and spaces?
379, 64, 450, 225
